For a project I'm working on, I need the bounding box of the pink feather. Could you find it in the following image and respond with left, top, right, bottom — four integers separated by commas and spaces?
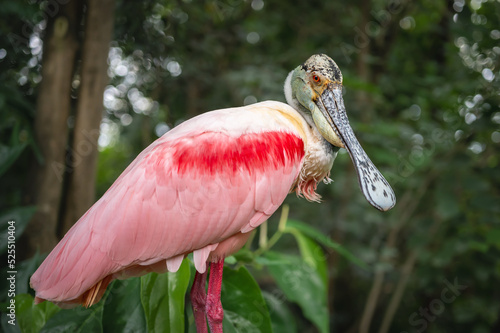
30, 106, 306, 306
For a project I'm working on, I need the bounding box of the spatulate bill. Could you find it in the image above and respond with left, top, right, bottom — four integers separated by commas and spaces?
318, 87, 396, 211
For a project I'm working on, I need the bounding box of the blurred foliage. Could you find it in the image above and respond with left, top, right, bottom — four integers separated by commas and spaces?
2, 209, 356, 333
1, 0, 500, 332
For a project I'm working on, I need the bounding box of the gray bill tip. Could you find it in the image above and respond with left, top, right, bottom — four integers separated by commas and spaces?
343, 134, 396, 212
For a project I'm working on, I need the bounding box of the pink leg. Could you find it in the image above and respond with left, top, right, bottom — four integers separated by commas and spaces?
191, 270, 208, 333
206, 260, 224, 333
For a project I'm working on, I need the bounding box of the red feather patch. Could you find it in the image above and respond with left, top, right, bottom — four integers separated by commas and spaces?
168, 131, 304, 176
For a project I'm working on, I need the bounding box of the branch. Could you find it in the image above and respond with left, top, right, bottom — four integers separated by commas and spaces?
358, 169, 438, 333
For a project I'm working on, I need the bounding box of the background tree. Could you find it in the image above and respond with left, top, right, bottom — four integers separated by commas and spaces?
7, 0, 116, 258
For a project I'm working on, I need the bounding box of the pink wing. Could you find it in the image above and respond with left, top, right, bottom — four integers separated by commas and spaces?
30, 109, 305, 305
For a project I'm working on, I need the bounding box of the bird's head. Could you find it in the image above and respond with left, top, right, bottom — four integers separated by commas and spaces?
285, 54, 396, 211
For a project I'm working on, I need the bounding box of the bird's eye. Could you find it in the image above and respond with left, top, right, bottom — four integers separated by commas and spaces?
312, 75, 321, 83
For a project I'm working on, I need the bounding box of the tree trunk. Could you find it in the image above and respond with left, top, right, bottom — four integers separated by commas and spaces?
22, 0, 81, 258
23, 0, 116, 257
60, 0, 115, 235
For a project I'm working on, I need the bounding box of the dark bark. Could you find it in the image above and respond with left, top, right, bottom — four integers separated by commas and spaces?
60, 0, 115, 235
23, 0, 116, 256
22, 0, 81, 258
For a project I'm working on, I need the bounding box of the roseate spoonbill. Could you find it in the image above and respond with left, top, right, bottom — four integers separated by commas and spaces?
30, 54, 395, 332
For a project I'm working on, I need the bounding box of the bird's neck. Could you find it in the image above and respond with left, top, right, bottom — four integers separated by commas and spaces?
284, 71, 316, 129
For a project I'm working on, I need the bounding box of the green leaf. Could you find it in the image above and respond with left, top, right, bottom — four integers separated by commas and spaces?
435, 191, 461, 220
231, 248, 255, 264
41, 299, 106, 333
262, 291, 297, 333
141, 259, 190, 333
0, 143, 27, 177
224, 255, 237, 265
0, 206, 37, 254
468, 240, 489, 253
286, 219, 368, 270
15, 294, 61, 333
221, 266, 272, 333
486, 229, 500, 247
0, 253, 42, 305
0, 315, 20, 333
254, 255, 292, 266
222, 311, 247, 333
265, 251, 329, 333
103, 278, 146, 332
343, 76, 381, 94
286, 228, 328, 285
16, 253, 43, 294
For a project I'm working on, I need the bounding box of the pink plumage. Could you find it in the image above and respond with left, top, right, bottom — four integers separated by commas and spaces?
30, 101, 313, 307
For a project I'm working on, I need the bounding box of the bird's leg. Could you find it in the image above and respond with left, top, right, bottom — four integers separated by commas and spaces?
206, 260, 224, 333
191, 269, 208, 333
